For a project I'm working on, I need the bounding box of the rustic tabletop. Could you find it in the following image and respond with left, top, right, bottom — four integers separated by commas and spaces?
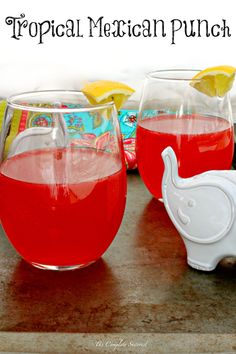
0, 172, 236, 353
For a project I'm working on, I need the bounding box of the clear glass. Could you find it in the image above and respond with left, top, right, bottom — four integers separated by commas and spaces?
136, 70, 234, 200
0, 90, 126, 270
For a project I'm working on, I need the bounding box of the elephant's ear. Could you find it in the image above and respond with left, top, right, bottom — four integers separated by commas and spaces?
8, 127, 53, 157
166, 181, 235, 244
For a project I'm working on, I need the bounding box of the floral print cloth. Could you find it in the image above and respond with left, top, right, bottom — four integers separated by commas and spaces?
0, 101, 138, 169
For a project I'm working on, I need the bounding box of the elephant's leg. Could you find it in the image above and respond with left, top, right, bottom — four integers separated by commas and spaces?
182, 239, 224, 271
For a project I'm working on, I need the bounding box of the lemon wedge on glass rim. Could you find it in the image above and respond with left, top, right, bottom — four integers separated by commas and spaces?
81, 80, 135, 111
190, 65, 236, 97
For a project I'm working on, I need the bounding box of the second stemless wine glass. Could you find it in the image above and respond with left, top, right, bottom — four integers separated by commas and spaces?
136, 70, 234, 200
0, 91, 126, 270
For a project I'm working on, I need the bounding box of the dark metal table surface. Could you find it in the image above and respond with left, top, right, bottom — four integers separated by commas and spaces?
0, 173, 236, 353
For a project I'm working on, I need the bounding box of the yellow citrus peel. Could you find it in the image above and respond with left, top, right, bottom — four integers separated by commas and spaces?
190, 65, 236, 97
81, 80, 135, 111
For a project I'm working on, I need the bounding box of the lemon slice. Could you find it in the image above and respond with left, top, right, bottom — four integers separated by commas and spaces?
0, 100, 24, 157
81, 80, 135, 111
0, 100, 7, 130
190, 65, 236, 97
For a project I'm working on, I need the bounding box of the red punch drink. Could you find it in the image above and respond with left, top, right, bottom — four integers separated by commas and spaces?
0, 148, 126, 268
136, 114, 234, 199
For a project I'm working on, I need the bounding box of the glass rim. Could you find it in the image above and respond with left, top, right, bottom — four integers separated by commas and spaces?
6, 90, 115, 113
146, 69, 202, 82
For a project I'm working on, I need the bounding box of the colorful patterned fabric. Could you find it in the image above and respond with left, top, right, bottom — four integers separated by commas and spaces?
0, 101, 138, 169
118, 109, 137, 169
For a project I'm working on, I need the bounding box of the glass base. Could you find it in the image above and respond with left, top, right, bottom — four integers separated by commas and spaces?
31, 260, 96, 271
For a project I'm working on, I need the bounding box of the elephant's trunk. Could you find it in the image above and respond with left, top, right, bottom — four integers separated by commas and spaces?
161, 147, 180, 189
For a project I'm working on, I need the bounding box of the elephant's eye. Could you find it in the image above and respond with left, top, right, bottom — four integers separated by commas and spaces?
188, 199, 196, 207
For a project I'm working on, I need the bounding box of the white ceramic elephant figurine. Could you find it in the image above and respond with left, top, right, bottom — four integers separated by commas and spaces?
8, 112, 69, 158
8, 126, 65, 157
161, 146, 236, 271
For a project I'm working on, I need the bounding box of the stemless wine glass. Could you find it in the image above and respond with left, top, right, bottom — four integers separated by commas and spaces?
136, 70, 234, 200
0, 91, 126, 270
